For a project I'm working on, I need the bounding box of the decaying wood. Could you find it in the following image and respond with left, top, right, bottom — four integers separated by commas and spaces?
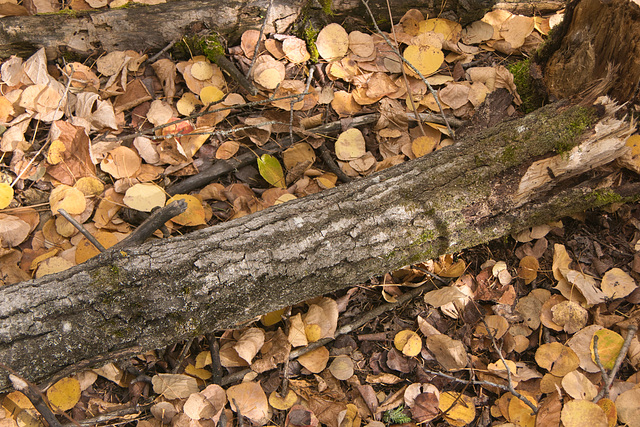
543, 0, 640, 103
0, 99, 637, 392
0, 0, 497, 59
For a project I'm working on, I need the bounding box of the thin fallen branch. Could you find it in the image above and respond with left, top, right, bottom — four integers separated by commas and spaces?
481, 316, 538, 414
594, 323, 638, 402
111, 200, 187, 250
58, 208, 106, 252
9, 374, 64, 427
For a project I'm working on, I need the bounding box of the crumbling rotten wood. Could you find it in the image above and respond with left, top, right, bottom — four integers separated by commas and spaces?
0, 99, 637, 392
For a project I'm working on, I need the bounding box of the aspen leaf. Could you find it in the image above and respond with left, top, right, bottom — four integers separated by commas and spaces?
100, 146, 141, 179
123, 183, 166, 212
257, 154, 286, 188
508, 390, 537, 427
0, 214, 30, 247
269, 390, 298, 411
227, 382, 269, 425
439, 392, 475, 426
426, 334, 468, 371
590, 329, 624, 370
335, 128, 366, 161
412, 136, 436, 157
49, 185, 86, 215
195, 350, 212, 369
75, 230, 119, 264
46, 377, 81, 411
200, 86, 225, 104
191, 61, 214, 80
233, 327, 265, 365
75, 177, 104, 197
297, 345, 330, 373
0, 182, 13, 209
151, 374, 199, 400
261, 307, 286, 326
420, 18, 462, 42
600, 267, 636, 299
561, 370, 597, 400
615, 388, 640, 427
518, 256, 539, 284
561, 399, 608, 427
166, 194, 206, 226
316, 23, 349, 61
403, 45, 444, 78
283, 37, 310, 63
184, 364, 212, 380
151, 402, 177, 423
216, 140, 240, 159
535, 342, 579, 376
394, 330, 422, 357
329, 355, 354, 380
184, 392, 215, 420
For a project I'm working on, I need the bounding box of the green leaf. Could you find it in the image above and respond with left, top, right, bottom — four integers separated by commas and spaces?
257, 154, 285, 188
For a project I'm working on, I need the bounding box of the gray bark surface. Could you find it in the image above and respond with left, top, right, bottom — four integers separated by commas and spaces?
0, 101, 636, 392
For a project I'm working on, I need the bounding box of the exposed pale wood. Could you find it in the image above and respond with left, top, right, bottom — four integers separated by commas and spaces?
0, 100, 636, 392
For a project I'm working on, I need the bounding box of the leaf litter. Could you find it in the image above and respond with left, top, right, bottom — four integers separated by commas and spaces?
0, 3, 639, 427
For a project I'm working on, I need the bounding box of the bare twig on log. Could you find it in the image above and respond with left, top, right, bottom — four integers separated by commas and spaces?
58, 209, 106, 253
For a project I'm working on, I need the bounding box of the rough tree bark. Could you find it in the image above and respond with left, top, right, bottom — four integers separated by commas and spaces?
0, 99, 637, 392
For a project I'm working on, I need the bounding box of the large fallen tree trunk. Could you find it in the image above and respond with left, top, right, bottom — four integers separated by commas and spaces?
0, 98, 637, 392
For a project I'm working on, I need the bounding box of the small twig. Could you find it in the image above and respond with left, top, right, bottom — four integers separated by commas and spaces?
480, 316, 538, 415
172, 337, 194, 373
221, 279, 440, 385
9, 374, 64, 427
246, 0, 273, 79
317, 143, 352, 183
148, 38, 179, 63
61, 403, 153, 427
420, 368, 517, 393
207, 334, 223, 385
592, 335, 610, 398
360, 0, 454, 138
58, 209, 106, 252
594, 324, 638, 402
215, 54, 259, 96
111, 200, 187, 251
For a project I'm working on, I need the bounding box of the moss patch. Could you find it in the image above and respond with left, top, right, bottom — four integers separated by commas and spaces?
508, 59, 544, 114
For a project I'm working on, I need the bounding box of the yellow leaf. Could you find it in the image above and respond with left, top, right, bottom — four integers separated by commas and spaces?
46, 377, 81, 412
403, 44, 444, 78
200, 86, 225, 104
167, 194, 206, 226
297, 345, 329, 373
561, 399, 608, 427
268, 390, 298, 411
50, 185, 86, 215
0, 182, 13, 209
412, 136, 437, 158
261, 307, 286, 326
123, 183, 166, 212
47, 139, 66, 165
394, 329, 422, 357
590, 329, 624, 370
439, 392, 475, 426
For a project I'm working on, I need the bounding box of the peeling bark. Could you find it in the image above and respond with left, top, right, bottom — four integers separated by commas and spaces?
0, 100, 637, 392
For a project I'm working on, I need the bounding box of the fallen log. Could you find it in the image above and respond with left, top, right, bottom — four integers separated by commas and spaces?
0, 98, 637, 392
